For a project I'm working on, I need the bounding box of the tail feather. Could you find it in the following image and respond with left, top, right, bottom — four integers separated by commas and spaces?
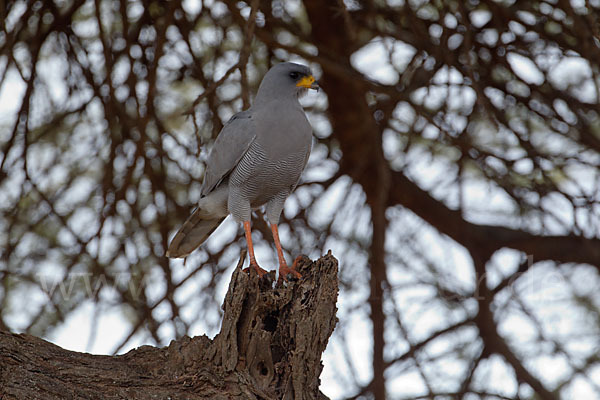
166, 208, 226, 258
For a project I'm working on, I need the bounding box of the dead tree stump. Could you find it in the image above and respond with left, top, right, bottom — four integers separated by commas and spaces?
0, 253, 339, 399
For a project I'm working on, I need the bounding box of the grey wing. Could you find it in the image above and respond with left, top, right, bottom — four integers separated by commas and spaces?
201, 110, 256, 196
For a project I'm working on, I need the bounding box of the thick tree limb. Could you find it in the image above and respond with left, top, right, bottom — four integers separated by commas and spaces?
389, 171, 600, 267
0, 254, 339, 399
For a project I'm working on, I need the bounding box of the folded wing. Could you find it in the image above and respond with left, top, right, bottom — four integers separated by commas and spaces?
201, 110, 257, 196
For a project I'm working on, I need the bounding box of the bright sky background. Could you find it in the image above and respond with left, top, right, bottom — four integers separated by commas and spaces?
1, 1, 599, 399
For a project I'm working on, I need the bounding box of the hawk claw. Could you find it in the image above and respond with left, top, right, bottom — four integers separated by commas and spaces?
243, 261, 268, 277
278, 257, 303, 282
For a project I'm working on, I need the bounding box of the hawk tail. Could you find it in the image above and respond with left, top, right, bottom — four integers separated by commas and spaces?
165, 208, 225, 258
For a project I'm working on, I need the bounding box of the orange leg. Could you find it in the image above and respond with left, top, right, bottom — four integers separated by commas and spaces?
244, 221, 268, 277
271, 223, 302, 281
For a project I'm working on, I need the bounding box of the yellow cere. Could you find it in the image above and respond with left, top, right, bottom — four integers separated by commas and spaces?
296, 75, 316, 88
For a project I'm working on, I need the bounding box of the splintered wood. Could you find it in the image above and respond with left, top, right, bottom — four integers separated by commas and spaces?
0, 254, 339, 400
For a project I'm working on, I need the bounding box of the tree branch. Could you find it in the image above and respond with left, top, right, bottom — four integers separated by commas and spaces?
0, 254, 338, 399
389, 170, 600, 268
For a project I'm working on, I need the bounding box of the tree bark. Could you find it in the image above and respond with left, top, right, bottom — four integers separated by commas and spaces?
0, 254, 339, 400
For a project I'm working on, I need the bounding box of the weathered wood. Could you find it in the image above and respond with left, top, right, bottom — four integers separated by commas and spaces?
0, 254, 339, 399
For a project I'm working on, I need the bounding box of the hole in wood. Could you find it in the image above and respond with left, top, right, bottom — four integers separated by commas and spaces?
263, 312, 278, 332
257, 361, 269, 376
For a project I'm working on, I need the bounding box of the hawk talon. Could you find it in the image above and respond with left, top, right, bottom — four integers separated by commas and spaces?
241, 257, 268, 277
245, 261, 268, 277
291, 255, 304, 270
278, 263, 302, 282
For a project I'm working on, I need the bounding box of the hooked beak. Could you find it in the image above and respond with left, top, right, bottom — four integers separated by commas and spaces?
296, 75, 320, 90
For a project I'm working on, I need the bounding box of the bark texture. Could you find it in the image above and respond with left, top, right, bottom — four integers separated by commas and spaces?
0, 254, 338, 400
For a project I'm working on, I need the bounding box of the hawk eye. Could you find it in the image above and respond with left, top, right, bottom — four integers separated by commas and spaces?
289, 71, 300, 80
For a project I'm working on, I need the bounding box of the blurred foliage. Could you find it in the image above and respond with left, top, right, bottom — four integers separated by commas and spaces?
1, 0, 600, 399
